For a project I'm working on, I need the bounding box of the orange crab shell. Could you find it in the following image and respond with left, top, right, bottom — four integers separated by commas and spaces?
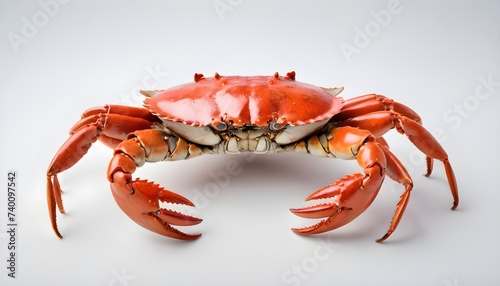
142, 72, 345, 128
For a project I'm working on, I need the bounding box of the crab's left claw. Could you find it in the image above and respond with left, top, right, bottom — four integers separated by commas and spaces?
289, 133, 389, 240
290, 158, 385, 238
290, 127, 416, 242
109, 153, 202, 240
290, 174, 362, 235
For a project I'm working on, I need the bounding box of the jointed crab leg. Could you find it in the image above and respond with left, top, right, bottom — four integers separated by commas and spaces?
334, 93, 422, 124
336, 110, 458, 210
340, 94, 452, 180
290, 100, 458, 241
46, 105, 160, 238
107, 129, 204, 240
70, 105, 162, 148
331, 94, 457, 208
376, 144, 413, 242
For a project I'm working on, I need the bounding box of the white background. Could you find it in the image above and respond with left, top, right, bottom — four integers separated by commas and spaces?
1, 0, 499, 285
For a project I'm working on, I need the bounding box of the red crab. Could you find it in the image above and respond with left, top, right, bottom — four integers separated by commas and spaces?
46, 71, 458, 242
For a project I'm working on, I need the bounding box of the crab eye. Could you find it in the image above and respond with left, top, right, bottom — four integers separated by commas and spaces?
268, 116, 288, 131
215, 122, 227, 130
212, 119, 229, 131
269, 122, 288, 131
269, 122, 281, 131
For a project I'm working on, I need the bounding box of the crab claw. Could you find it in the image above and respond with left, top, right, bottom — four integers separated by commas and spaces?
290, 173, 366, 235
110, 170, 202, 240
290, 140, 386, 238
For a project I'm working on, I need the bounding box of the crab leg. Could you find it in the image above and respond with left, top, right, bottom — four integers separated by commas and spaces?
336, 110, 458, 210
333, 94, 448, 178
46, 105, 158, 238
376, 144, 413, 242
107, 129, 204, 240
333, 93, 424, 163
333, 93, 422, 124
70, 105, 162, 148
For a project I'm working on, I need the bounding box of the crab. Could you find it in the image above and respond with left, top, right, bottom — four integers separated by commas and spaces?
46, 71, 458, 242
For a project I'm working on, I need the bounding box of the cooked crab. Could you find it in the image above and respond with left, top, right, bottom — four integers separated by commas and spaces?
46, 71, 458, 242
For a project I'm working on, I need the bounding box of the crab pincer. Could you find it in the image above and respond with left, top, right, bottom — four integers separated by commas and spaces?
109, 175, 202, 240
290, 131, 389, 241
107, 135, 203, 240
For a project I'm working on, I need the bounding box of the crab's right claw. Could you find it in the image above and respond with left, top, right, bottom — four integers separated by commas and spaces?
110, 168, 202, 240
